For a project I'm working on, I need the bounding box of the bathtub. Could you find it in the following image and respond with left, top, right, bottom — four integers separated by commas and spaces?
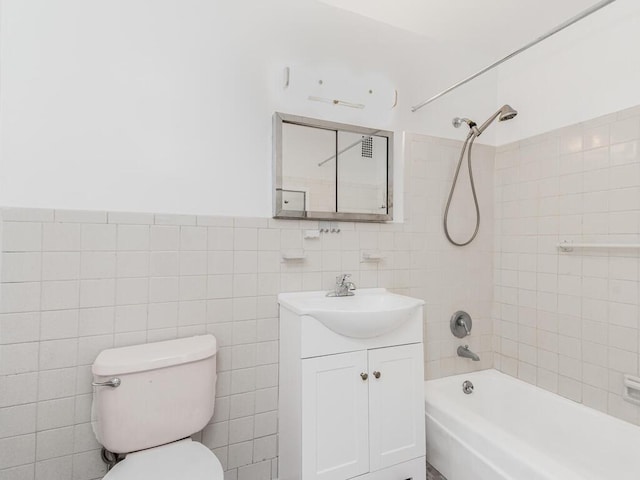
424, 369, 640, 480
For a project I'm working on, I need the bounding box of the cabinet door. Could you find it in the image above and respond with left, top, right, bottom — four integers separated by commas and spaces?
368, 343, 425, 471
302, 351, 370, 480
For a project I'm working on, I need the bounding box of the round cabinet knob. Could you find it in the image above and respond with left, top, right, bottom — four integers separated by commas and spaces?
360, 372, 368, 381
373, 371, 381, 379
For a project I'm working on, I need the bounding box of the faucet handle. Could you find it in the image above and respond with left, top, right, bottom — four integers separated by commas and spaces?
337, 273, 351, 284
457, 318, 471, 336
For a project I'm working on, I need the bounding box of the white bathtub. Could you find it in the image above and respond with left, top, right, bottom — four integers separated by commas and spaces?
425, 369, 640, 480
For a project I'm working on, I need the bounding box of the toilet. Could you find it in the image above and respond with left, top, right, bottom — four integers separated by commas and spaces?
91, 335, 224, 479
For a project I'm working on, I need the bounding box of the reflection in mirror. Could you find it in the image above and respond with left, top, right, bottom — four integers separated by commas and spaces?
337, 131, 388, 214
281, 123, 336, 213
273, 112, 393, 222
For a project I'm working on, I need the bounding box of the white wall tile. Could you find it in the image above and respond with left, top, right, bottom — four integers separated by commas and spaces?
40, 310, 79, 341
116, 252, 149, 278
2, 222, 42, 252
229, 416, 254, 444
79, 279, 115, 308
227, 441, 253, 469
155, 214, 196, 226
208, 227, 234, 251
36, 397, 75, 431
35, 426, 74, 461
0, 403, 36, 438
180, 226, 207, 251
38, 368, 76, 401
0, 373, 37, 407
43, 224, 81, 252
54, 210, 106, 224
150, 251, 179, 277
178, 300, 206, 326
115, 305, 148, 333
1, 282, 41, 313
116, 278, 149, 305
0, 434, 36, 469
80, 252, 116, 279
80, 224, 116, 251
38, 339, 77, 371
107, 211, 154, 225
78, 307, 114, 337
150, 226, 179, 251
180, 251, 207, 276
1, 253, 41, 283
117, 225, 150, 251
2, 208, 53, 223
35, 455, 72, 480
0, 313, 39, 345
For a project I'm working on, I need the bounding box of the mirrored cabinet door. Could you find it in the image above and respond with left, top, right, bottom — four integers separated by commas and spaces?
337, 131, 388, 215
274, 112, 393, 222
281, 122, 336, 214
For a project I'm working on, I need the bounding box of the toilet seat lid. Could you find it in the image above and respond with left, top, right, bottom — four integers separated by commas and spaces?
104, 439, 223, 480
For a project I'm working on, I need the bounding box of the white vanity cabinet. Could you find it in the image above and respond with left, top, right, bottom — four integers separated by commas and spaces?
278, 289, 426, 480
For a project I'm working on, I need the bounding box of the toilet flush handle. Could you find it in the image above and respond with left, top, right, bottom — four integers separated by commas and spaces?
92, 378, 121, 388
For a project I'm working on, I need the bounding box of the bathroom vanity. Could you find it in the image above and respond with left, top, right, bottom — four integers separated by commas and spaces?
278, 288, 426, 480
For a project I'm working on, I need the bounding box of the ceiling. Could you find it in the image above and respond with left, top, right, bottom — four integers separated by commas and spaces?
316, 0, 599, 55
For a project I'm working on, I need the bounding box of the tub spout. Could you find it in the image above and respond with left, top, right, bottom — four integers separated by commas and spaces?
458, 345, 480, 361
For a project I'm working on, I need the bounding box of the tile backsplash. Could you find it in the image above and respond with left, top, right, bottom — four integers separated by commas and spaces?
493, 104, 640, 426
0, 133, 495, 480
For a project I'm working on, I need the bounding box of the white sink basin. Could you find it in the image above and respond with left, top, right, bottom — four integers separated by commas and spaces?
278, 288, 424, 339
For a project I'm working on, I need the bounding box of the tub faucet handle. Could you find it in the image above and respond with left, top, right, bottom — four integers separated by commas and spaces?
450, 311, 472, 338
457, 317, 471, 336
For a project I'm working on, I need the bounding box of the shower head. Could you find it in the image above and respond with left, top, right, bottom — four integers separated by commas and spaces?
499, 104, 518, 122
476, 104, 518, 135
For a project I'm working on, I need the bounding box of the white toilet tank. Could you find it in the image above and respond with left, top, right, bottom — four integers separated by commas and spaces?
92, 335, 217, 454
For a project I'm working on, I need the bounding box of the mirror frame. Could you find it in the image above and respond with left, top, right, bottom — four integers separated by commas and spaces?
273, 112, 394, 222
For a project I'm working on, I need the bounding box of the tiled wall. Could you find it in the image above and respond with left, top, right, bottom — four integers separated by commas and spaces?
0, 133, 494, 480
405, 133, 495, 379
493, 104, 640, 426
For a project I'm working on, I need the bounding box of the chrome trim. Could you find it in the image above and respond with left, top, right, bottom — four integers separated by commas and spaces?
92, 377, 121, 388
457, 345, 480, 362
273, 112, 394, 222
462, 380, 474, 394
450, 311, 472, 338
411, 0, 617, 112
326, 273, 357, 297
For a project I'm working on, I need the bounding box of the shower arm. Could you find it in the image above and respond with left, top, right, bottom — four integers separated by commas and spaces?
410, 0, 617, 112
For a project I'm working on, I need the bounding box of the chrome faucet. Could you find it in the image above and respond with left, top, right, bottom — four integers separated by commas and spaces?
457, 345, 480, 361
327, 274, 356, 297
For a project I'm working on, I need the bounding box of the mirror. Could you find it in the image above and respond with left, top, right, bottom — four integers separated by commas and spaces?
273, 112, 393, 222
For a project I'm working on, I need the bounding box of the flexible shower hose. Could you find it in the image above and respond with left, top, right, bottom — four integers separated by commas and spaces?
443, 131, 480, 246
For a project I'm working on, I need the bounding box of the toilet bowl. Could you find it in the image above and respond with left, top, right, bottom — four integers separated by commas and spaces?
91, 335, 223, 479
103, 439, 223, 480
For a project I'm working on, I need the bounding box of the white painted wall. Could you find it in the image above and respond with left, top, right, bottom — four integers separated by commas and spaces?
0, 0, 498, 218
496, 0, 640, 145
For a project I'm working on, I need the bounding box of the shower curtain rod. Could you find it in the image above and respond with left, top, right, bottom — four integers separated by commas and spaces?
411, 0, 617, 112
